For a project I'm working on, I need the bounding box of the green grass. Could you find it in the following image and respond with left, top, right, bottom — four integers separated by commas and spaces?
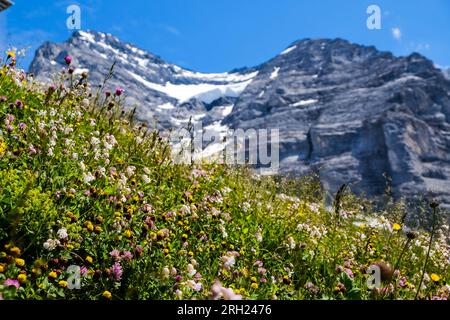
0, 54, 449, 300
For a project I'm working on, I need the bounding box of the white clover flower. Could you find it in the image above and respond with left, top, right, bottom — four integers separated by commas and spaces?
142, 174, 150, 184
90, 137, 100, 146
81, 98, 90, 108
98, 166, 106, 177
64, 126, 73, 134
103, 142, 113, 150
187, 264, 197, 277
43, 239, 60, 251
287, 236, 296, 250
126, 166, 136, 177
221, 252, 238, 269
83, 172, 95, 184
162, 267, 170, 279
186, 280, 202, 292
219, 225, 228, 238
211, 281, 242, 300
57, 228, 68, 240
65, 138, 73, 146
48, 148, 54, 157
255, 229, 263, 242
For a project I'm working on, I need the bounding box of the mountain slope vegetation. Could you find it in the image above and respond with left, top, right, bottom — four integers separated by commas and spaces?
0, 53, 449, 300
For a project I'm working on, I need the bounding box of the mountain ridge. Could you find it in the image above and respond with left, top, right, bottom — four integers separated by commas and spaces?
29, 30, 450, 210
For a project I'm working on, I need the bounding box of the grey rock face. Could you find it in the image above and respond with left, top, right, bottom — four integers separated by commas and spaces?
30, 32, 450, 208
224, 39, 450, 207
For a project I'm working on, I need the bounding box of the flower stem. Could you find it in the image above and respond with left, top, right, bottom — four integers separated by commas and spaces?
414, 204, 438, 300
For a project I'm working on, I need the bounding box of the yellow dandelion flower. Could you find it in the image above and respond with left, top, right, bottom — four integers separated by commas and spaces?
17, 274, 27, 284
59, 280, 68, 288
10, 247, 21, 256
15, 258, 25, 267
392, 223, 402, 231
123, 230, 132, 238
431, 274, 441, 282
102, 290, 112, 300
48, 271, 58, 279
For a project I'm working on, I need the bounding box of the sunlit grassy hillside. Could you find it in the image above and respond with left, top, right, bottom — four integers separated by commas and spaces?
0, 52, 449, 300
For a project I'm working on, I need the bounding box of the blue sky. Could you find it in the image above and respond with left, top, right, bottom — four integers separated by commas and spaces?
0, 0, 449, 72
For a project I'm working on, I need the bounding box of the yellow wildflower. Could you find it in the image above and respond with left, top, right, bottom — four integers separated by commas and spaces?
85, 256, 93, 264
0, 140, 7, 157
102, 290, 112, 300
251, 283, 259, 289
15, 258, 25, 267
59, 280, 68, 288
10, 247, 21, 256
7, 50, 15, 59
17, 274, 27, 284
86, 221, 94, 232
0, 264, 5, 273
123, 230, 132, 238
392, 223, 402, 231
431, 274, 441, 282
48, 271, 58, 279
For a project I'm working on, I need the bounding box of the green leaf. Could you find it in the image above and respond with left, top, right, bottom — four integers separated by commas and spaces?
347, 288, 361, 300
340, 272, 354, 290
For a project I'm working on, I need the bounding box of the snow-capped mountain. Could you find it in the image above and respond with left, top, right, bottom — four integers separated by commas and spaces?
30, 30, 257, 130
30, 31, 450, 209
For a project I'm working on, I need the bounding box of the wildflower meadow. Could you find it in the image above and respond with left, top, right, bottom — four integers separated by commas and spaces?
0, 50, 449, 300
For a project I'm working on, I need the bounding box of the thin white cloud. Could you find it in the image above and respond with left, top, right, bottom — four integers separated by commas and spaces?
392, 27, 402, 40
164, 25, 181, 36
415, 43, 430, 51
